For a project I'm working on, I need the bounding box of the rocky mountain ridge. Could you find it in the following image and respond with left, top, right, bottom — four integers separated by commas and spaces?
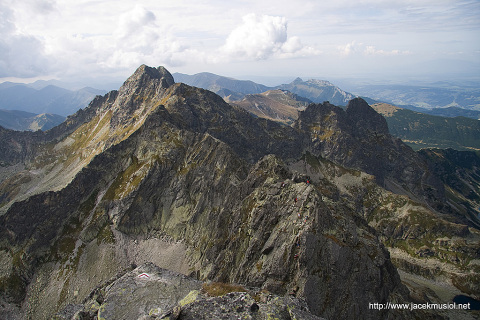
229, 92, 480, 153
0, 65, 478, 320
173, 72, 356, 106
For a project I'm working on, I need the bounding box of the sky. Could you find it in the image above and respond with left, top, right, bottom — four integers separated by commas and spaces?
1, 0, 479, 88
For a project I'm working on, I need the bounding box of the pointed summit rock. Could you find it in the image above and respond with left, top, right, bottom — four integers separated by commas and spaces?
0, 65, 178, 213
102, 65, 175, 131
122, 64, 174, 89
292, 77, 303, 83
346, 97, 389, 135
116, 65, 174, 106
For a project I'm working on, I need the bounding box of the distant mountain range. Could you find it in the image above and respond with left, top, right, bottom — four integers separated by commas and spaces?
173, 72, 356, 106
0, 109, 65, 131
397, 105, 480, 119
173, 72, 270, 97
0, 82, 105, 116
174, 72, 480, 120
350, 83, 480, 111
276, 77, 355, 106
174, 71, 480, 151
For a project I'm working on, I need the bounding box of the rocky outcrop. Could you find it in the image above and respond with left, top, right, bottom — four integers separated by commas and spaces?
295, 98, 445, 210
345, 97, 389, 135
54, 262, 324, 320
0, 126, 46, 165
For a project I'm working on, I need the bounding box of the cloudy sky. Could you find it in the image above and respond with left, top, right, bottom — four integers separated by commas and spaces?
1, 0, 479, 87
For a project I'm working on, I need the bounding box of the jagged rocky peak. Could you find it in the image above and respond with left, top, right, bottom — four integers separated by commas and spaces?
102, 65, 175, 127
296, 98, 389, 136
125, 64, 174, 88
345, 97, 389, 135
116, 64, 175, 102
295, 100, 350, 131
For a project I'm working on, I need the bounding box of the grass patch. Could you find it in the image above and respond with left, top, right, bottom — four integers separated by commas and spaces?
256, 261, 263, 272
97, 225, 115, 245
103, 155, 151, 200
202, 282, 248, 297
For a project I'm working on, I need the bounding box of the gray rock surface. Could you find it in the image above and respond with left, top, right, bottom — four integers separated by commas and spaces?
54, 263, 324, 320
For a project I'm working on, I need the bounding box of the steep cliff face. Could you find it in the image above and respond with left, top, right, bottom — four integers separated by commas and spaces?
0, 111, 408, 319
295, 98, 445, 210
418, 148, 480, 227
0, 65, 477, 320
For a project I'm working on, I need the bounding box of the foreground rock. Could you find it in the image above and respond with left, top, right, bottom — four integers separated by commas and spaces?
54, 263, 324, 320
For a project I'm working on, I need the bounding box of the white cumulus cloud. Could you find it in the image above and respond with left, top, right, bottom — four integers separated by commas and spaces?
115, 5, 157, 40
338, 41, 362, 56
97, 6, 202, 71
220, 13, 319, 61
0, 3, 54, 77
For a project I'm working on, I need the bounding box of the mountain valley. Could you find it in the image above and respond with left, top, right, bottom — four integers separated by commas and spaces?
0, 110, 65, 132
371, 103, 480, 151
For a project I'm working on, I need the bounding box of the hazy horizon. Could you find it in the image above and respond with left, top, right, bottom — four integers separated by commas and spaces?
1, 0, 479, 89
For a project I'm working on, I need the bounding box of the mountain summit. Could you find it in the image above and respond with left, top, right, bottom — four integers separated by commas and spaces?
345, 97, 389, 135
122, 64, 174, 91
0, 65, 478, 320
